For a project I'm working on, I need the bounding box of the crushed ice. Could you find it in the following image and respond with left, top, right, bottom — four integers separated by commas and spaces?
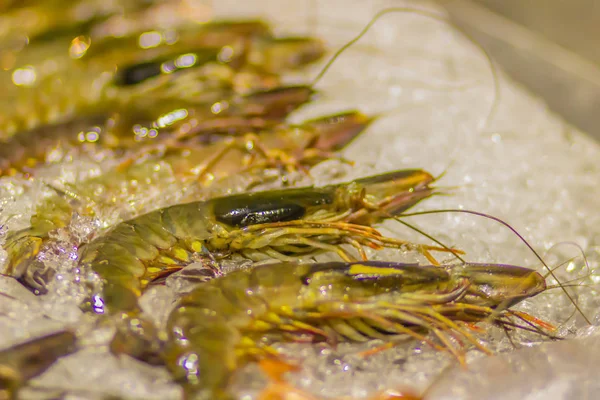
1, 1, 600, 399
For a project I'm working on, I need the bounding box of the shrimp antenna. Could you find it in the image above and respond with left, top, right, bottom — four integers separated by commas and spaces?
310, 7, 500, 129
433, 159, 457, 183
377, 166, 465, 264
39, 180, 82, 203
542, 253, 596, 292
388, 215, 466, 264
363, 170, 464, 264
546, 281, 596, 291
0, 290, 18, 301
542, 241, 591, 279
543, 256, 579, 277
399, 208, 592, 325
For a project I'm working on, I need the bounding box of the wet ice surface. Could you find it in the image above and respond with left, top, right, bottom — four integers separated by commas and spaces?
2, 1, 600, 399
425, 333, 600, 400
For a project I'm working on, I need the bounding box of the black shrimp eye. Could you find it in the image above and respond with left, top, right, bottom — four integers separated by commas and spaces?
115, 49, 222, 86
116, 61, 163, 86
215, 202, 306, 227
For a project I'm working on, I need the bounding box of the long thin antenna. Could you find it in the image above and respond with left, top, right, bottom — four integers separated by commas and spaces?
310, 7, 500, 129
389, 215, 466, 263
399, 208, 592, 325
543, 241, 591, 278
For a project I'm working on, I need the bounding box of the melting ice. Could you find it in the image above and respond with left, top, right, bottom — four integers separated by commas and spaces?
1, 1, 600, 399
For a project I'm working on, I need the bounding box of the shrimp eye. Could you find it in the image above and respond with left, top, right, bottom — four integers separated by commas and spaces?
215, 202, 306, 227
116, 50, 218, 86
117, 61, 162, 86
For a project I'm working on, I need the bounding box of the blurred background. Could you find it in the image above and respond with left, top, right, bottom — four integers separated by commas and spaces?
442, 0, 600, 141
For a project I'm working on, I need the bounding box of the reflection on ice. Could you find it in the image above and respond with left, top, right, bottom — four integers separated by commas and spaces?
427, 334, 600, 400
0, 0, 600, 399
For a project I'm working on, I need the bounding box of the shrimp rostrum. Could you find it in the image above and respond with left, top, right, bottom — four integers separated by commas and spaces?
164, 261, 550, 400
78, 169, 458, 315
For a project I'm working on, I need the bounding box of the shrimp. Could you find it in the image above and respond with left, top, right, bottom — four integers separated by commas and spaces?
148, 109, 374, 182
163, 261, 549, 400
73, 169, 448, 315
78, 20, 273, 69
1, 2, 500, 176
97, 34, 324, 96
0, 19, 271, 99
98, 32, 326, 83
0, 0, 142, 44
0, 28, 325, 174
2, 110, 373, 292
0, 330, 76, 399
1, 19, 324, 134
0, 84, 316, 176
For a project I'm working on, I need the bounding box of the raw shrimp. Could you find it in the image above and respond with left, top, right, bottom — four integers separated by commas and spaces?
1, 19, 324, 135
2, 109, 373, 292
0, 84, 315, 176
163, 261, 549, 400
0, 0, 146, 44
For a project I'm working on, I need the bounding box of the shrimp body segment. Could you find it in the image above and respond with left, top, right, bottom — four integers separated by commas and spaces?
164, 261, 547, 399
